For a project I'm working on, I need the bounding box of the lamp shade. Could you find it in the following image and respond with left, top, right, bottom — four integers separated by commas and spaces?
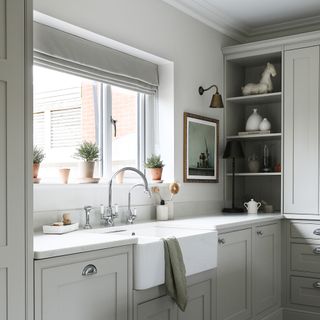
209, 91, 224, 108
223, 141, 244, 159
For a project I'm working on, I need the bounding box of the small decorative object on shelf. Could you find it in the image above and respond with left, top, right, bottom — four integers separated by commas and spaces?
241, 62, 277, 96
248, 154, 260, 173
33, 146, 45, 184
263, 144, 271, 172
244, 199, 261, 214
74, 141, 100, 181
238, 130, 270, 136
145, 154, 164, 181
274, 163, 281, 172
259, 118, 271, 131
246, 108, 262, 131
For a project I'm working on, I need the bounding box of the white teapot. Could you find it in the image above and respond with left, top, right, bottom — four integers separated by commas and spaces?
244, 199, 261, 214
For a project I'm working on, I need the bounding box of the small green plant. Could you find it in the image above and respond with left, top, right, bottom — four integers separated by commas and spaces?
145, 154, 164, 168
33, 146, 45, 164
74, 141, 99, 162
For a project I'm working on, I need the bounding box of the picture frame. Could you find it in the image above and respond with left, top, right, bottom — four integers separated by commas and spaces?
183, 112, 219, 183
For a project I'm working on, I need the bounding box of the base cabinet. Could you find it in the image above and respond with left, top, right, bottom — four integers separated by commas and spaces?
136, 279, 212, 320
217, 229, 252, 320
137, 296, 177, 320
253, 224, 281, 317
34, 246, 132, 320
217, 223, 281, 320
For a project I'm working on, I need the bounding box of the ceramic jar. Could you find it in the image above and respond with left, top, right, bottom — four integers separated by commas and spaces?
245, 108, 262, 131
248, 154, 260, 173
259, 118, 271, 131
244, 199, 261, 214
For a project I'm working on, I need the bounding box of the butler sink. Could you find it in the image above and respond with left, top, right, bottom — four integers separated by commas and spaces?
96, 224, 217, 290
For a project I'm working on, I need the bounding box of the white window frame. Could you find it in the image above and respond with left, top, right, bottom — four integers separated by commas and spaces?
33, 65, 154, 183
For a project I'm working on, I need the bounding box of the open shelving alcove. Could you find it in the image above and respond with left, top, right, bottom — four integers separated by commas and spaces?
224, 50, 283, 212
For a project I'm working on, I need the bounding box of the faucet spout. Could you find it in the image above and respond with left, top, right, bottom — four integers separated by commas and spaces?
104, 167, 151, 226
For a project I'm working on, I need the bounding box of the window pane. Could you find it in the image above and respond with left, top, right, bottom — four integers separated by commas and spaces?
33, 66, 99, 180
111, 86, 138, 173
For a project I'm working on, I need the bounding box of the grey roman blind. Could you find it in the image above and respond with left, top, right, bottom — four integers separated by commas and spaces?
33, 22, 159, 94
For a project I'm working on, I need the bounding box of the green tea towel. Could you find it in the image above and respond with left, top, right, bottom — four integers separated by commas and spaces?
163, 237, 188, 311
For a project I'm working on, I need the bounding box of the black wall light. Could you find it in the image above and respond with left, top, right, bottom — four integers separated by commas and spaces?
198, 84, 224, 108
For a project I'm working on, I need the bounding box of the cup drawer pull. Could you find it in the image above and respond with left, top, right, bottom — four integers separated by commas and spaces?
313, 281, 320, 289
218, 238, 225, 245
82, 264, 97, 276
313, 247, 320, 254
313, 229, 320, 236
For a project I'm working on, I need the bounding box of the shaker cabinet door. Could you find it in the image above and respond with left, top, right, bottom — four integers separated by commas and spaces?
35, 250, 130, 320
217, 229, 252, 320
137, 296, 177, 320
284, 46, 319, 214
253, 223, 281, 316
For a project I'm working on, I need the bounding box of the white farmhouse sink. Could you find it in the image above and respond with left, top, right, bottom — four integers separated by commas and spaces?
96, 224, 217, 290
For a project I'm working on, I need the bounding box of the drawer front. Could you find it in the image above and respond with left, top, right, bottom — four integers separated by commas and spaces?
291, 223, 320, 239
291, 243, 320, 273
291, 276, 320, 307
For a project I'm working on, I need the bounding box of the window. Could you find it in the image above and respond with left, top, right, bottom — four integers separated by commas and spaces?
33, 65, 154, 182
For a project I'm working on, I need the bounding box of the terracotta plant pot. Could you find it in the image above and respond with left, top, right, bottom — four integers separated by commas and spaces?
149, 167, 163, 181
33, 163, 40, 178
59, 168, 71, 184
79, 161, 95, 178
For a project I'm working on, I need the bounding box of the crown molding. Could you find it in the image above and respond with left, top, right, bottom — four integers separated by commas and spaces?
249, 14, 320, 37
162, 0, 320, 43
162, 0, 248, 42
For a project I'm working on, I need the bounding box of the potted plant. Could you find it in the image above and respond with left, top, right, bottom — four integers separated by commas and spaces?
74, 141, 99, 179
33, 146, 45, 179
145, 154, 164, 181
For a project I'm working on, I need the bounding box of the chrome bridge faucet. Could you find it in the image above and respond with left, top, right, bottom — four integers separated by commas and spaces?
101, 167, 151, 226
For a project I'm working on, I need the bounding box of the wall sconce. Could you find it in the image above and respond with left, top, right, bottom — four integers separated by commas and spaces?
198, 84, 224, 108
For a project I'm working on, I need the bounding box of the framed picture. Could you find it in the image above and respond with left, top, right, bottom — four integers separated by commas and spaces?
183, 112, 219, 183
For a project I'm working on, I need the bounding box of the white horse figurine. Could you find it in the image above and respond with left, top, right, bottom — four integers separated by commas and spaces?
241, 62, 277, 96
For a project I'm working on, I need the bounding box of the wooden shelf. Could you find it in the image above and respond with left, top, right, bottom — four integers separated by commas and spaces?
226, 92, 282, 105
226, 133, 282, 141
226, 172, 281, 177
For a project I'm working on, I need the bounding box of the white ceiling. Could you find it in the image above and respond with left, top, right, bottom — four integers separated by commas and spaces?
163, 0, 320, 42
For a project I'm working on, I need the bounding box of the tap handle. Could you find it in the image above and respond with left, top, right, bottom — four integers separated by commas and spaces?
113, 204, 119, 217
84, 206, 92, 214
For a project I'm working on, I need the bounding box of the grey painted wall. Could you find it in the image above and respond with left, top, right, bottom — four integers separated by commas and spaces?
33, 0, 237, 214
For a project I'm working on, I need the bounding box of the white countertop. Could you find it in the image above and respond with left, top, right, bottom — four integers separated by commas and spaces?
34, 213, 282, 260
33, 230, 138, 259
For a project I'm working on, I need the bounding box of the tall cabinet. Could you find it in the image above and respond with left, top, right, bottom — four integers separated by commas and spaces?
223, 49, 283, 211
283, 46, 319, 215
0, 1, 30, 320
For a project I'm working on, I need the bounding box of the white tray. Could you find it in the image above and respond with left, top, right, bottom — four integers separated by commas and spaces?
43, 223, 79, 234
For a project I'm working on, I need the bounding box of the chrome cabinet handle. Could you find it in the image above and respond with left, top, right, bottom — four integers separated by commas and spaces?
313, 281, 320, 289
257, 230, 264, 236
82, 264, 97, 276
313, 247, 320, 254
218, 238, 225, 244
313, 228, 320, 236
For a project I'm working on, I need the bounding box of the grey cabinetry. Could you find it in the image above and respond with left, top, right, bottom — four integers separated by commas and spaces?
34, 246, 132, 320
177, 281, 211, 320
137, 296, 177, 320
284, 46, 320, 214
137, 280, 211, 320
217, 229, 252, 320
253, 224, 281, 317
